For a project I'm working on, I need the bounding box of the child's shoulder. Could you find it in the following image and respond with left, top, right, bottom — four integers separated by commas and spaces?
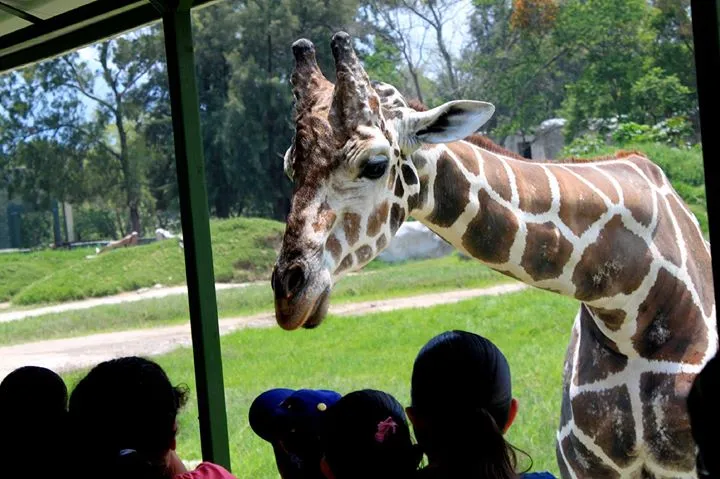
175, 462, 237, 479
521, 472, 557, 479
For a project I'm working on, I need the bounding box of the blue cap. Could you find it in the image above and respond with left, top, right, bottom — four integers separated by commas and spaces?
249, 388, 341, 442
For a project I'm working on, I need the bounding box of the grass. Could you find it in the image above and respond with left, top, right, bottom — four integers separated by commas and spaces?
7, 217, 285, 306
0, 255, 510, 346
61, 288, 578, 477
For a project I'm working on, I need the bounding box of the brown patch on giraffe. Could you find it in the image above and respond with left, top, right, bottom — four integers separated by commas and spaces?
629, 155, 666, 188
576, 309, 628, 384
572, 215, 653, 302
551, 166, 608, 236
652, 193, 682, 267
335, 254, 354, 275
312, 201, 336, 233
355, 245, 374, 265
343, 212, 361, 247
632, 268, 708, 364
572, 385, 637, 467
598, 163, 654, 227
418, 175, 430, 211
368, 95, 380, 114
571, 166, 620, 204
394, 175, 405, 198
513, 161, 555, 215
588, 306, 626, 332
390, 204, 405, 236
367, 200, 390, 237
407, 193, 420, 212
376, 234, 387, 251
640, 372, 696, 472
401, 164, 418, 186
560, 431, 621, 479
480, 151, 512, 202
427, 153, 471, 228
394, 148, 400, 157
668, 194, 714, 316
447, 142, 480, 175
325, 234, 342, 262
559, 323, 579, 428
411, 154, 428, 172
521, 222, 573, 281
462, 189, 518, 264
386, 165, 396, 190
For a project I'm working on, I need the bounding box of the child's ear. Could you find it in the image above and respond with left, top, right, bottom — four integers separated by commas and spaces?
404, 100, 495, 144
503, 398, 519, 434
320, 456, 335, 479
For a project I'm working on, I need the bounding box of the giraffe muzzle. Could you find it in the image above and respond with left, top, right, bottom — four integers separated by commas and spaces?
272, 262, 332, 330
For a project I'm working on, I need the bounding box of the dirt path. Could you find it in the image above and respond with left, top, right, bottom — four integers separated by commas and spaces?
0, 283, 526, 379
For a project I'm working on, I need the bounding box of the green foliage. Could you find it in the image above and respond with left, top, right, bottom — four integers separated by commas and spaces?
62, 288, 575, 475
8, 217, 284, 305
73, 205, 121, 241
0, 255, 509, 345
19, 211, 53, 249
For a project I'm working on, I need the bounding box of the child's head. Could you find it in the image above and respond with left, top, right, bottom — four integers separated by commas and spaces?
249, 388, 342, 479
409, 330, 519, 478
320, 389, 421, 479
0, 366, 68, 465
688, 354, 719, 478
69, 356, 188, 479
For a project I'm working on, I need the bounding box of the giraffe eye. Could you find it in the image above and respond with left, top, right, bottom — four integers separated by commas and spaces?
360, 155, 389, 180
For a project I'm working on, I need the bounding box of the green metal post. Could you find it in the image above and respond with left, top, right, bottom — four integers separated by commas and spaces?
162, 6, 231, 469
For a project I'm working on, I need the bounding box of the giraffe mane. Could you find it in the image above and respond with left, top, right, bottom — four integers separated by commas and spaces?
406, 99, 527, 161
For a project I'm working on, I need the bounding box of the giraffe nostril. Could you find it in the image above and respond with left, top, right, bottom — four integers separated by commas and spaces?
284, 265, 306, 298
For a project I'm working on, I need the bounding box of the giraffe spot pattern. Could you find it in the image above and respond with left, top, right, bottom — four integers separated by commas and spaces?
559, 319, 580, 429
462, 189, 518, 264
387, 165, 396, 190
572, 385, 637, 467
418, 175, 430, 211
335, 254, 354, 274
630, 155, 666, 188
598, 163, 654, 227
552, 167, 608, 236
343, 212, 361, 247
407, 193, 420, 212
376, 233, 387, 251
394, 175, 404, 198
639, 372, 697, 472
401, 164, 418, 185
560, 431, 621, 479
513, 161, 553, 214
652, 193, 682, 267
588, 306, 626, 331
355, 245, 374, 266
521, 221, 573, 281
312, 201, 336, 233
572, 215, 653, 302
427, 153, 471, 228
447, 141, 480, 175
667, 193, 714, 316
576, 308, 628, 385
481, 151, 513, 202
366, 200, 390, 237
572, 166, 620, 204
632, 268, 708, 364
325, 234, 342, 262
390, 204, 405, 236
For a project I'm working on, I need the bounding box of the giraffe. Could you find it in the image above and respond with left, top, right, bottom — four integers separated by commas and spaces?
271, 31, 718, 478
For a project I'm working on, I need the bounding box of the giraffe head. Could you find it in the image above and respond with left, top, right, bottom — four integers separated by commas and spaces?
272, 32, 495, 330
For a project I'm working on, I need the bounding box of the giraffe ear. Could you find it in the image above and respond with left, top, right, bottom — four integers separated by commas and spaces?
406, 100, 495, 144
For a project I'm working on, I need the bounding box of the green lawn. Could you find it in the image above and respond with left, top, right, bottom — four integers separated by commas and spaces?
7, 217, 285, 306
61, 288, 577, 477
0, 255, 510, 346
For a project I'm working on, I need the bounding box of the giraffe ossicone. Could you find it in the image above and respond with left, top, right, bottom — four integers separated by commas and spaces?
272, 31, 717, 478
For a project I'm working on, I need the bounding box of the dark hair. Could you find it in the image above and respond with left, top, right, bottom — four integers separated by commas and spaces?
321, 389, 421, 479
69, 356, 189, 479
0, 366, 68, 475
411, 330, 522, 479
688, 354, 720, 478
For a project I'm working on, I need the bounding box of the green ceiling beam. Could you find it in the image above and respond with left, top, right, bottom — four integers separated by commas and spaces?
0, 1, 43, 24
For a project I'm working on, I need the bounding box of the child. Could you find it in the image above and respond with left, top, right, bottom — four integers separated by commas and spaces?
0, 366, 69, 478
408, 330, 555, 479
69, 356, 236, 479
249, 388, 342, 478
320, 389, 422, 479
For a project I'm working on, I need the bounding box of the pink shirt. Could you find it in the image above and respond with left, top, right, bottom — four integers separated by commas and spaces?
175, 462, 237, 479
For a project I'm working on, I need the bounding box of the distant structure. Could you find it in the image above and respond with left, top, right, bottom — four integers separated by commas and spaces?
502, 118, 567, 160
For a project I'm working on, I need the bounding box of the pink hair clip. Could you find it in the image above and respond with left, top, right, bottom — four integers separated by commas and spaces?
375, 416, 398, 443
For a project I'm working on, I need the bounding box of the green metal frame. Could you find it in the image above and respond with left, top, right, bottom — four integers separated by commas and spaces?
691, 0, 720, 332
162, 3, 231, 469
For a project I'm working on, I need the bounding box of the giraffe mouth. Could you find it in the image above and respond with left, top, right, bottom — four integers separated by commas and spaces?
275, 285, 331, 331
